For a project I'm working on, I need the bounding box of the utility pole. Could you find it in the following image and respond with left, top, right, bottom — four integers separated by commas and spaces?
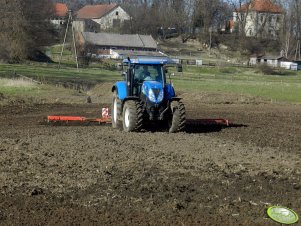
58, 10, 79, 71
209, 27, 212, 55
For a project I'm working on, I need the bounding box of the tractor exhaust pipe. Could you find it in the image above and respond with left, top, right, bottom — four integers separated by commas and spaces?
127, 57, 134, 96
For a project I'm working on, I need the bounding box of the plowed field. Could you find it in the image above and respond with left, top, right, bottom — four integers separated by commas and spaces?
0, 91, 300, 225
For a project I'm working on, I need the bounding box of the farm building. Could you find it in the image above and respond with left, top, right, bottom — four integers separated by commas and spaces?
249, 55, 287, 67
294, 61, 301, 70
249, 55, 298, 70
78, 32, 163, 59
73, 4, 130, 32
50, 3, 68, 28
110, 50, 167, 59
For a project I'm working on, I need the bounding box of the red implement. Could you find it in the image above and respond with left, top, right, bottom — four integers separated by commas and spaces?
47, 115, 111, 123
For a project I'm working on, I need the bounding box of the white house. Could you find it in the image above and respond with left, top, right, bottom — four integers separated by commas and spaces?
232, 0, 283, 39
73, 4, 130, 32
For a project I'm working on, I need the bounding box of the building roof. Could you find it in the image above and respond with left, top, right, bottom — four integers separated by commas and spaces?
259, 56, 287, 60
237, 0, 283, 14
82, 32, 157, 49
114, 50, 166, 57
123, 57, 171, 65
76, 4, 118, 19
54, 3, 68, 17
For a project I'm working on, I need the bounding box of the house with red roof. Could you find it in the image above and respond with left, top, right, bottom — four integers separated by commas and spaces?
73, 4, 130, 33
51, 3, 68, 27
232, 0, 284, 39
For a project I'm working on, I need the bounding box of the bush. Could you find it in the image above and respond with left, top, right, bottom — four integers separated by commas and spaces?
101, 60, 117, 71
219, 67, 238, 74
257, 64, 276, 75
217, 35, 281, 56
78, 51, 92, 67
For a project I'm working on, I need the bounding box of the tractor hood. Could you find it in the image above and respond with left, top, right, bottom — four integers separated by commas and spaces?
142, 81, 164, 104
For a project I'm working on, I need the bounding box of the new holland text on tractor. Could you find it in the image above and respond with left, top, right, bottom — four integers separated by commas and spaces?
111, 57, 186, 132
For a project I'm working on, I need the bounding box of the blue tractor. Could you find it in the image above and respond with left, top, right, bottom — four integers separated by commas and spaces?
111, 57, 186, 132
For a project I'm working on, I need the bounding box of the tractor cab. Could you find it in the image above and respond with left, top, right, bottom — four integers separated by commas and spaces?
132, 63, 165, 97
121, 58, 170, 100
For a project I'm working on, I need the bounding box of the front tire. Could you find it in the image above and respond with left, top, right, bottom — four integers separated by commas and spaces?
111, 91, 121, 129
169, 100, 186, 133
122, 100, 143, 132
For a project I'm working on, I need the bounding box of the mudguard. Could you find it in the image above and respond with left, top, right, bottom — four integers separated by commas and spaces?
112, 81, 127, 100
164, 83, 175, 100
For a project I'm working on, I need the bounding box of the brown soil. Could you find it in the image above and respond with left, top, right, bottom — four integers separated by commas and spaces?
0, 90, 300, 225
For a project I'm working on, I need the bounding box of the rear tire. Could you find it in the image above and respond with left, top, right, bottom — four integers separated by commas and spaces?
169, 100, 186, 133
111, 91, 122, 129
122, 100, 143, 132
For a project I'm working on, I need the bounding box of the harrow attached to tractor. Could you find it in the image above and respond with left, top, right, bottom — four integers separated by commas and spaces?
47, 108, 111, 124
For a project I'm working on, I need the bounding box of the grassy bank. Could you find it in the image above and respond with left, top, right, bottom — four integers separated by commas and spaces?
0, 63, 301, 104
169, 65, 301, 103
0, 63, 120, 84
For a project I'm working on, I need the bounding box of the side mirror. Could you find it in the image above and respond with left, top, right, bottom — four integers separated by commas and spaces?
163, 65, 168, 74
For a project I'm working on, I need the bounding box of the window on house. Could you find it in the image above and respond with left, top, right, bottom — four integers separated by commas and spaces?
241, 14, 244, 21
269, 16, 273, 24
261, 14, 264, 22
116, 11, 119, 16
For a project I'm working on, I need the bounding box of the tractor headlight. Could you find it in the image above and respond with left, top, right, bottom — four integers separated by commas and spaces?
148, 88, 156, 102
157, 90, 164, 102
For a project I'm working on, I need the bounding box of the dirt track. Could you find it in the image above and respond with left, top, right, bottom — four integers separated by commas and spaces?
0, 91, 300, 225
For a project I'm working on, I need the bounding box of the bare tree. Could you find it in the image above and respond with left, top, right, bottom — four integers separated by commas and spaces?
0, 0, 54, 62
283, 0, 301, 59
191, 0, 230, 45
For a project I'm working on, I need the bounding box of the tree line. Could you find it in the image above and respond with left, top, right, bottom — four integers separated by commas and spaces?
0, 0, 301, 62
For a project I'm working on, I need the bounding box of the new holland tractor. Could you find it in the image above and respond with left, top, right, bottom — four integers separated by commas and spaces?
111, 57, 185, 133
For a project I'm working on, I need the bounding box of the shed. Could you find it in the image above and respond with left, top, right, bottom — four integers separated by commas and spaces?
250, 55, 288, 67
79, 32, 160, 58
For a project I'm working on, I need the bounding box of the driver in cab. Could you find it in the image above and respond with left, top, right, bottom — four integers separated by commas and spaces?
140, 65, 151, 81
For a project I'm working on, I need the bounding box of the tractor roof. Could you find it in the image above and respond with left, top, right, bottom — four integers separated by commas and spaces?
123, 57, 171, 65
